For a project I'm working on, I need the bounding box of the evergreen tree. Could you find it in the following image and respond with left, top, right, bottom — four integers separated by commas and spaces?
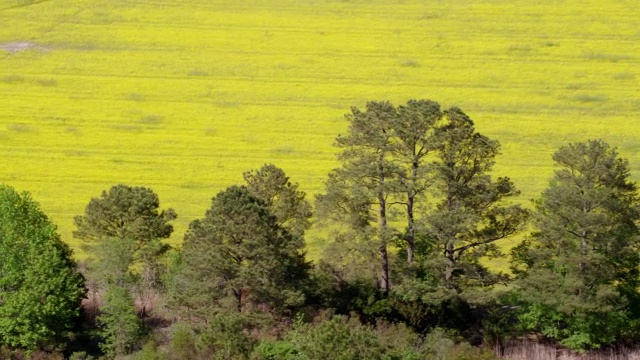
391, 108, 527, 334
74, 185, 176, 246
426, 108, 528, 292
175, 186, 309, 319
512, 139, 640, 350
74, 185, 176, 315
316, 101, 399, 292
243, 163, 312, 238
392, 99, 442, 264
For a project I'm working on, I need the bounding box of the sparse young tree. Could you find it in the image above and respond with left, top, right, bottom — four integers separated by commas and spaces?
0, 185, 85, 350
74, 184, 176, 315
97, 284, 143, 358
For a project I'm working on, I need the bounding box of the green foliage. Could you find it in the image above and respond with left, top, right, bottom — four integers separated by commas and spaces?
319, 101, 528, 299
244, 164, 313, 238
175, 185, 310, 318
251, 341, 298, 360
96, 285, 143, 358
68, 351, 96, 360
75, 185, 176, 316
88, 237, 137, 288
512, 139, 640, 351
0, 185, 85, 350
422, 328, 498, 360
423, 107, 528, 293
317, 100, 400, 292
167, 323, 197, 360
198, 313, 257, 360
74, 185, 176, 246
133, 341, 165, 360
252, 317, 499, 360
281, 316, 386, 360
317, 101, 528, 343
306, 262, 394, 322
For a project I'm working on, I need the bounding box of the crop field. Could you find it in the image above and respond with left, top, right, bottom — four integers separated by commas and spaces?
1, 0, 639, 259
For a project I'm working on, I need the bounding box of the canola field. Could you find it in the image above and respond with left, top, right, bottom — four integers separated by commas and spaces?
1, 0, 639, 258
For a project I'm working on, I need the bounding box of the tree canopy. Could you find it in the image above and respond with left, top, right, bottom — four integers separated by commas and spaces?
317, 101, 527, 299
74, 184, 176, 247
243, 163, 313, 238
0, 185, 85, 350
175, 185, 310, 319
512, 139, 640, 350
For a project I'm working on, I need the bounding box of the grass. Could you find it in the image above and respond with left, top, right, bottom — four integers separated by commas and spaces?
0, 0, 639, 262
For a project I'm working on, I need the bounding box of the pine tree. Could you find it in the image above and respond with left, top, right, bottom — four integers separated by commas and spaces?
512, 139, 640, 350
175, 186, 309, 319
316, 101, 399, 292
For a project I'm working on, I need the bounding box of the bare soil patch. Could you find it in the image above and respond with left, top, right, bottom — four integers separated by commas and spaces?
0, 41, 49, 53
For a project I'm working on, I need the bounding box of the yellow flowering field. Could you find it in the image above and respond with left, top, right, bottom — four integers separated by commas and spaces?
1, 0, 639, 259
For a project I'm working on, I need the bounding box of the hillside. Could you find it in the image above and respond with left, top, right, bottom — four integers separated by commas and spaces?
1, 0, 639, 256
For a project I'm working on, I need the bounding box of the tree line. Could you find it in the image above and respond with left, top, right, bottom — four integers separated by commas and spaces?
1, 99, 639, 359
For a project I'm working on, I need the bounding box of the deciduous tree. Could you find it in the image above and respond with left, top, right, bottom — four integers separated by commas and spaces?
0, 185, 85, 350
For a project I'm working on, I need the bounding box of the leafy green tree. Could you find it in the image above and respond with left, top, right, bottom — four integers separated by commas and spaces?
244, 164, 312, 238
0, 185, 85, 350
512, 139, 640, 350
74, 185, 176, 314
175, 185, 309, 319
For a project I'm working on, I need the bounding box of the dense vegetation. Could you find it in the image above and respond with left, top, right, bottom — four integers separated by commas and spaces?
2, 100, 640, 359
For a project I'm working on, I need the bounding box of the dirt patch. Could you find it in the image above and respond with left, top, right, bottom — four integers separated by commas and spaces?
0, 41, 49, 53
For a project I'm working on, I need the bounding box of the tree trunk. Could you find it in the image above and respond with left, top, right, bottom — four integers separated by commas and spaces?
234, 289, 242, 313
579, 203, 588, 277
406, 193, 415, 264
379, 153, 390, 292
444, 242, 454, 289
406, 158, 420, 264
